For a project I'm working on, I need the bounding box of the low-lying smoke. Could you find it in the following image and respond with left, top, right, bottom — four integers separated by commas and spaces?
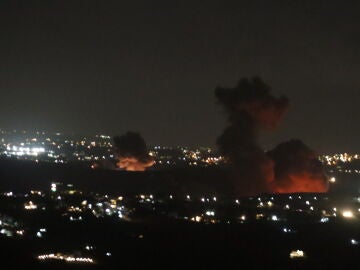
113, 132, 155, 171
216, 77, 328, 196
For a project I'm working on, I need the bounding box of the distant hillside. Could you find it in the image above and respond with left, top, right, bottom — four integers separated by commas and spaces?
0, 159, 230, 196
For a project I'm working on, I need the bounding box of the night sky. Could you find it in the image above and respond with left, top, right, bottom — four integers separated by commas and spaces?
0, 1, 359, 153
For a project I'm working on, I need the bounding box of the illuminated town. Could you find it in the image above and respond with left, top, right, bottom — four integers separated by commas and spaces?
2, 129, 360, 174
1, 175, 360, 268
0, 129, 225, 167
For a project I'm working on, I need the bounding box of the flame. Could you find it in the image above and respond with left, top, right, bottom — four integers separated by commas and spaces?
269, 173, 329, 193
113, 132, 155, 172
116, 157, 155, 172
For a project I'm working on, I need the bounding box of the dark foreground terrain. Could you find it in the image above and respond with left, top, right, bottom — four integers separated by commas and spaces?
1, 219, 360, 269
0, 159, 359, 269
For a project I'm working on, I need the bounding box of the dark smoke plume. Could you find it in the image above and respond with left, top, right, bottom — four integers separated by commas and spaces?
267, 140, 328, 193
113, 132, 155, 171
216, 77, 327, 196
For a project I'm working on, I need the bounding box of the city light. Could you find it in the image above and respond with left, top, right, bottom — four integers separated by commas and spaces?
205, 211, 215, 216
350, 239, 359, 246
289, 250, 305, 259
37, 253, 95, 264
51, 183, 57, 192
24, 201, 37, 210
329, 177, 336, 183
320, 217, 329, 223
283, 227, 293, 233
342, 210, 354, 219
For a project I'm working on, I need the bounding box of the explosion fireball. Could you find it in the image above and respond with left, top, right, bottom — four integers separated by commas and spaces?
113, 132, 155, 171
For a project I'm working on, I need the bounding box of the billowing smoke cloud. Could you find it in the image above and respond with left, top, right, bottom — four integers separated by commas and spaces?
113, 132, 155, 171
216, 77, 328, 196
267, 140, 328, 193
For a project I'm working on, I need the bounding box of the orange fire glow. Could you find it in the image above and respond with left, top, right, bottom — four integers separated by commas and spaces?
116, 157, 155, 172
269, 173, 329, 193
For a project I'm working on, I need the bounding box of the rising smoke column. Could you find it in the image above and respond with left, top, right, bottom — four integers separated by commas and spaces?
267, 140, 328, 193
215, 77, 289, 196
113, 132, 155, 171
216, 77, 328, 195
